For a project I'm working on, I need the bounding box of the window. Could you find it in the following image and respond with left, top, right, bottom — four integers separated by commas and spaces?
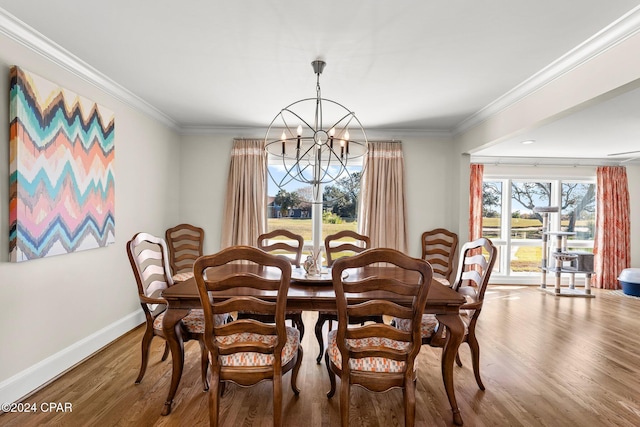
481, 172, 596, 282
266, 159, 362, 249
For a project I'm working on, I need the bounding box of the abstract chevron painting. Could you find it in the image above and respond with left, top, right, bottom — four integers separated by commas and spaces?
9, 66, 115, 262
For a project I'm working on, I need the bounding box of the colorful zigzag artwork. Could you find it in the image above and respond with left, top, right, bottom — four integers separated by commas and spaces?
9, 66, 115, 262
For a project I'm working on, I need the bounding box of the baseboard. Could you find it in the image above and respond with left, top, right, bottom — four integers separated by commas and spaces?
0, 310, 145, 406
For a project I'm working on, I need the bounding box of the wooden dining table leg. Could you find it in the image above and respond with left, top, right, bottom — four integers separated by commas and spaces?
161, 307, 190, 416
436, 313, 465, 426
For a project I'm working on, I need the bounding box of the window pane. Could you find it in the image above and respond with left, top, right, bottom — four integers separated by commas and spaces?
511, 181, 551, 240
267, 163, 362, 247
482, 181, 502, 239
322, 169, 361, 242
561, 182, 596, 240
510, 244, 542, 273
267, 184, 313, 241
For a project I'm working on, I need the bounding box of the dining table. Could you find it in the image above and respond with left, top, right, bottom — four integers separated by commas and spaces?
161, 265, 467, 425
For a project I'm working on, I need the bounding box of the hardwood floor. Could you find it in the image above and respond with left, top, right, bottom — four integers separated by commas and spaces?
3, 286, 640, 426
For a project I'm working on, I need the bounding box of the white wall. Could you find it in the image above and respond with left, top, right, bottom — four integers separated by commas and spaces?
401, 134, 458, 257
178, 133, 234, 254
0, 34, 181, 402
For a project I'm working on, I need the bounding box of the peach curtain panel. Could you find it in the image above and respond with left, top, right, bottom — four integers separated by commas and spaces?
220, 139, 267, 248
358, 141, 408, 253
593, 166, 630, 289
469, 164, 484, 241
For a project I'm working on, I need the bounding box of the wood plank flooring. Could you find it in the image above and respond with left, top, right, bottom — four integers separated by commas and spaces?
2, 286, 640, 426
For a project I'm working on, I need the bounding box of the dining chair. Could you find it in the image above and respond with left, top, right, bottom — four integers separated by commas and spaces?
421, 228, 458, 286
396, 237, 498, 390
126, 232, 210, 391
248, 229, 305, 338
314, 230, 372, 363
193, 246, 302, 427
257, 229, 304, 267
325, 248, 433, 427
165, 223, 205, 282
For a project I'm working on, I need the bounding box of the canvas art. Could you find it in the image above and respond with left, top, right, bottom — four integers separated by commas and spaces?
9, 66, 115, 262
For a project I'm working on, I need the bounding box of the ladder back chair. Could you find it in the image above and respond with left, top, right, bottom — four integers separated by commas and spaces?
396, 237, 497, 391
126, 232, 209, 391
421, 228, 458, 286
165, 223, 205, 282
257, 229, 305, 267
314, 230, 372, 363
193, 246, 302, 427
251, 229, 305, 338
325, 248, 433, 427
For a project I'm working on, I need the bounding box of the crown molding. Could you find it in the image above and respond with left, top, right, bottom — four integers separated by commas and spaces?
454, 5, 640, 136
0, 8, 180, 131
471, 155, 631, 167
179, 124, 453, 140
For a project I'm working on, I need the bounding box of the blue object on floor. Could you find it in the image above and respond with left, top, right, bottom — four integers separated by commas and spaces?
619, 268, 640, 297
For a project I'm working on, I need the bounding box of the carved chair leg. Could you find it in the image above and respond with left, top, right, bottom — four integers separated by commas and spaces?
210, 369, 221, 427
315, 315, 326, 364
325, 351, 336, 398
273, 374, 283, 427
404, 378, 416, 427
161, 341, 170, 361
339, 372, 350, 427
292, 313, 305, 340
455, 352, 463, 367
467, 333, 485, 390
199, 339, 210, 391
135, 327, 155, 384
291, 347, 302, 395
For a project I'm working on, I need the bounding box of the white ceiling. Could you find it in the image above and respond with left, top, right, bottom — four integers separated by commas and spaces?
1, 1, 640, 160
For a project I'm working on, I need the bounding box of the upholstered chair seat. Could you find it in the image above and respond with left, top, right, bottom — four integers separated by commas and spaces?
152, 309, 227, 335
393, 314, 439, 340
172, 271, 195, 282
327, 330, 413, 373
215, 327, 300, 367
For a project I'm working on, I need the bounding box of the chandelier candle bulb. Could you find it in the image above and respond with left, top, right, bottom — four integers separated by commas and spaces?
281, 131, 286, 155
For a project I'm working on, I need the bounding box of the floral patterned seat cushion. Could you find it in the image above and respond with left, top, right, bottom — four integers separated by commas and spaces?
393, 315, 438, 339
327, 330, 413, 373
215, 326, 300, 367
153, 309, 228, 334
394, 311, 471, 339
172, 272, 194, 282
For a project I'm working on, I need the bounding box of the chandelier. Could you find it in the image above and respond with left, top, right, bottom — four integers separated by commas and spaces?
265, 60, 368, 203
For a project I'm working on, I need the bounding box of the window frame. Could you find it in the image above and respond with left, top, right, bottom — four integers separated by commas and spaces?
482, 167, 596, 284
